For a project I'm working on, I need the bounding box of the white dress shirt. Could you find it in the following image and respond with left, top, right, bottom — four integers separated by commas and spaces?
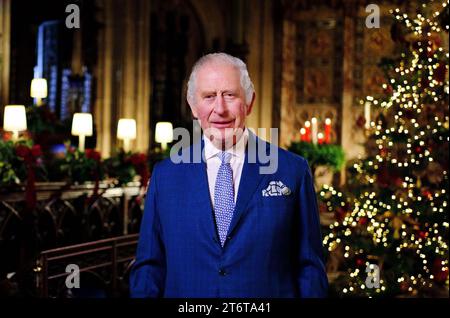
203, 128, 249, 207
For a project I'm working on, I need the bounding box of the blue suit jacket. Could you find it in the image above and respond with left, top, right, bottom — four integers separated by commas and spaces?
130, 132, 328, 298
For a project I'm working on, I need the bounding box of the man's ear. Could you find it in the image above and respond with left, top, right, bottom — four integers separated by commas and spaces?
246, 92, 256, 116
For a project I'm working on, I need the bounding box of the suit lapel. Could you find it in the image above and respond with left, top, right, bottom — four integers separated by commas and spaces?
187, 139, 218, 246
227, 131, 266, 237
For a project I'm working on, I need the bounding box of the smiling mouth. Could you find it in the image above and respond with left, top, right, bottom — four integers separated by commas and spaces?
211, 120, 234, 128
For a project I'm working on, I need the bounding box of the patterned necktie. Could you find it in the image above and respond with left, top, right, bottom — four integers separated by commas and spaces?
214, 151, 235, 246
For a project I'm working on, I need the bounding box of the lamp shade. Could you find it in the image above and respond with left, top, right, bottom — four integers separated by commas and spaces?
155, 122, 173, 143
3, 105, 27, 131
71, 113, 93, 136
30, 78, 48, 98
117, 119, 137, 140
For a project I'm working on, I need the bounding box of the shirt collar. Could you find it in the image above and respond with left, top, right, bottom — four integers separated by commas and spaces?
203, 128, 248, 161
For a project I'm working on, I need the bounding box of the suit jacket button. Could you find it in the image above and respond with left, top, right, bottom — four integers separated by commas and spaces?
219, 269, 227, 276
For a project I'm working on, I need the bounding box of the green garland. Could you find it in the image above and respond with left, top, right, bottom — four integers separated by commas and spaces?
0, 140, 21, 186
50, 145, 105, 184
0, 139, 48, 187
288, 141, 345, 174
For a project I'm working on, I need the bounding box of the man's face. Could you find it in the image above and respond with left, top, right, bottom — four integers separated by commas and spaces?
189, 62, 254, 148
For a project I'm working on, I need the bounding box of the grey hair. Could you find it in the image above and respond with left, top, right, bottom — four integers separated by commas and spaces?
186, 52, 255, 106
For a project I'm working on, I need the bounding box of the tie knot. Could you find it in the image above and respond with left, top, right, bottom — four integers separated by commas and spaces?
219, 151, 232, 164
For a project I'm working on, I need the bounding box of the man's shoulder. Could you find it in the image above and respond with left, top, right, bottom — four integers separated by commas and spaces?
152, 153, 188, 173
152, 144, 200, 172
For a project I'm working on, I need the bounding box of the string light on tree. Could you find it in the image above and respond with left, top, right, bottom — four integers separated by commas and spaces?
320, 0, 449, 297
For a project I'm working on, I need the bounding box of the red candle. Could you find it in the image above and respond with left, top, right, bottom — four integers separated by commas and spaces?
324, 118, 331, 143
311, 117, 318, 145
300, 128, 306, 141
318, 132, 324, 145
304, 121, 311, 142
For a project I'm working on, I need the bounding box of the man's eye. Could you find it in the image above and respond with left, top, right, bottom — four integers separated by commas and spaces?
224, 93, 235, 98
204, 95, 214, 99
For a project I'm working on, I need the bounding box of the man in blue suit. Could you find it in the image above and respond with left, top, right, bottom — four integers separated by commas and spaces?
130, 53, 328, 298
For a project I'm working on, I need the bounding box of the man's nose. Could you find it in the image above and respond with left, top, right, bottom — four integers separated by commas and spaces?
214, 94, 227, 115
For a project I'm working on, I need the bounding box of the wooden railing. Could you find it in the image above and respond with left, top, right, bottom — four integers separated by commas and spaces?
36, 234, 138, 298
0, 181, 145, 297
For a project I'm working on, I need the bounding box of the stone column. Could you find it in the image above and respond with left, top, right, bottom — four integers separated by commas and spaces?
94, 0, 150, 157
339, 7, 356, 185
120, 0, 150, 152
0, 0, 11, 108
246, 0, 274, 141
279, 18, 296, 148
94, 0, 114, 157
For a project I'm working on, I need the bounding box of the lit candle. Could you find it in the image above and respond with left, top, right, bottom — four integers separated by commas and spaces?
324, 118, 331, 143
304, 121, 311, 142
311, 117, 318, 145
364, 102, 371, 129
300, 128, 306, 141
318, 132, 324, 144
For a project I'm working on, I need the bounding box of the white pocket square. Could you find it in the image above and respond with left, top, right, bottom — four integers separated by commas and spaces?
262, 181, 292, 197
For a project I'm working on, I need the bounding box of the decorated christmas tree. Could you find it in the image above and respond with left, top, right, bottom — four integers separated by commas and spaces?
321, 1, 449, 297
